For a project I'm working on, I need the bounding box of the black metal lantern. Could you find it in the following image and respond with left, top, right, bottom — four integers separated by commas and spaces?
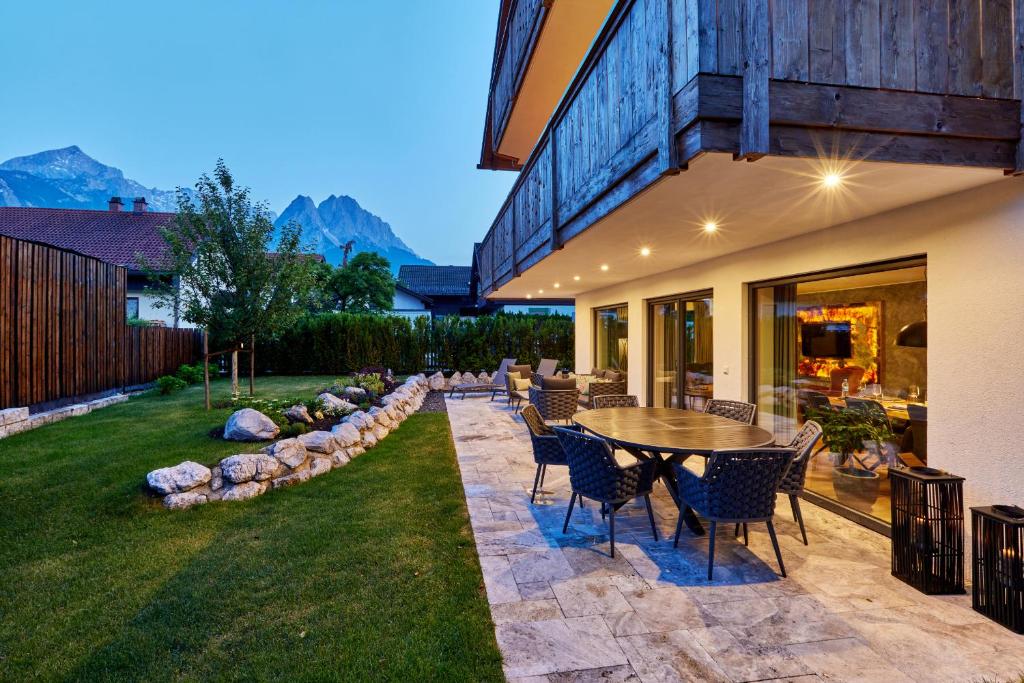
972, 505, 1024, 633
890, 466, 966, 594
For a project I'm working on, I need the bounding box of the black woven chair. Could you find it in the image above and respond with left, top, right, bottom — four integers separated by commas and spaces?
579, 379, 628, 409
528, 384, 580, 423
673, 447, 795, 579
521, 405, 579, 503
704, 398, 757, 425
776, 420, 823, 545
592, 394, 640, 409
553, 427, 659, 557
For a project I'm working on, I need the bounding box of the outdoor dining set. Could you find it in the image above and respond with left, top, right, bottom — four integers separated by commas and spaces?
464, 357, 825, 581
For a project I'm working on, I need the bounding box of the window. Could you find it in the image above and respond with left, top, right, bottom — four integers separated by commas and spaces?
126, 297, 140, 320
649, 292, 713, 409
594, 304, 628, 372
751, 259, 927, 525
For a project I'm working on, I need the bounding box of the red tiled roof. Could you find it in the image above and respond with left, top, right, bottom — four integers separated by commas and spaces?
0, 206, 176, 272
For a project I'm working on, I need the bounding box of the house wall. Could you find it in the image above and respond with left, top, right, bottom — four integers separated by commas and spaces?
573, 177, 1024, 512
127, 288, 175, 326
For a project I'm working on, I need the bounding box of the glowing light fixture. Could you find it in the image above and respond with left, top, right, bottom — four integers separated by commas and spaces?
822, 172, 843, 189
526, 294, 532, 300
553, 282, 560, 289
538, 289, 545, 294
573, 275, 581, 281
703, 221, 718, 233
640, 246, 651, 257
600, 264, 609, 272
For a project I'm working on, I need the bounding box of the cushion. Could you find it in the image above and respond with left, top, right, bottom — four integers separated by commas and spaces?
508, 364, 533, 380
590, 368, 606, 378
506, 371, 521, 383
541, 376, 577, 391
605, 371, 623, 382
513, 378, 532, 391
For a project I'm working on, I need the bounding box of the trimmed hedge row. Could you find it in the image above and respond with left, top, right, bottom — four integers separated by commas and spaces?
256, 313, 574, 375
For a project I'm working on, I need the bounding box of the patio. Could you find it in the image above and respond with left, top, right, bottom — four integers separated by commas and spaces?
447, 396, 1024, 682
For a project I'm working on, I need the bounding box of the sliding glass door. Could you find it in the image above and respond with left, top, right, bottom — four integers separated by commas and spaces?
648, 292, 713, 408
594, 305, 628, 372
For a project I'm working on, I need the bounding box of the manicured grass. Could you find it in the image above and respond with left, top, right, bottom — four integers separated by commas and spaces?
0, 377, 504, 681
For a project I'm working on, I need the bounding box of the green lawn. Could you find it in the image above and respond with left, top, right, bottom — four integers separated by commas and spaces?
0, 377, 504, 682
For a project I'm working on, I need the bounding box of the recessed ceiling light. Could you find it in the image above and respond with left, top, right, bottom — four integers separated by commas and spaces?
573, 275, 580, 281
538, 289, 544, 294
526, 294, 532, 299
600, 264, 609, 272
553, 282, 560, 288
640, 246, 651, 257
822, 172, 843, 188
703, 221, 718, 233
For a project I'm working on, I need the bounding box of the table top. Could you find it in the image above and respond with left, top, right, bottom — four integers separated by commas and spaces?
572, 407, 775, 456
826, 396, 926, 421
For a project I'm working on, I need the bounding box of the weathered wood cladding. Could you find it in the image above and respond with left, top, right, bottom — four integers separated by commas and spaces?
0, 235, 200, 409
490, 0, 546, 152
477, 0, 1022, 296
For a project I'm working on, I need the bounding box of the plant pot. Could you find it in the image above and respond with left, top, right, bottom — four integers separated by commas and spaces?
832, 466, 881, 512
828, 451, 849, 467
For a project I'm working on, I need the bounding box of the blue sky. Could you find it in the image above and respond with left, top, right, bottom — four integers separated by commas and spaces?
0, 1, 515, 264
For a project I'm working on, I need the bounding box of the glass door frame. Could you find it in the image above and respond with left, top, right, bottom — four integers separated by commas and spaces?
646, 289, 713, 408
593, 303, 629, 372
746, 255, 926, 536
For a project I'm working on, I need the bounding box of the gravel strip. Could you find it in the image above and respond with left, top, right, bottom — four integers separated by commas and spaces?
416, 390, 448, 413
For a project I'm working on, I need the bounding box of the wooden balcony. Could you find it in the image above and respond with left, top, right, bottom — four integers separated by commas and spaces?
476, 0, 1023, 298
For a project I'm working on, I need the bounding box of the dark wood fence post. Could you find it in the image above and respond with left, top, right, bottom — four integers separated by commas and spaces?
203, 329, 210, 411
249, 335, 255, 396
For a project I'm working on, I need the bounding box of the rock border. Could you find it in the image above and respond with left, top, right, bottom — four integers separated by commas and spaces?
0, 394, 129, 440
146, 375, 429, 510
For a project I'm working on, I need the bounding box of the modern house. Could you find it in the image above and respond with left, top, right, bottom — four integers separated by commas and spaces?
0, 198, 178, 325
474, 0, 1024, 532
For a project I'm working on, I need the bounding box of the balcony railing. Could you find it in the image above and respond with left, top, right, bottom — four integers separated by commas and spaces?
477, 0, 1022, 297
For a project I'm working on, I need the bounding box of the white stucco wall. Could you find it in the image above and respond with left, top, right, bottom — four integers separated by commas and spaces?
127, 289, 176, 326
574, 177, 1024, 511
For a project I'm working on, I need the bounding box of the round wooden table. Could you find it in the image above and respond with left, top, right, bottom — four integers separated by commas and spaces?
572, 407, 775, 535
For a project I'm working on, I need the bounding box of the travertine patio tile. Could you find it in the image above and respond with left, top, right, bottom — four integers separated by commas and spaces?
445, 397, 1024, 683
497, 616, 628, 679
551, 576, 633, 617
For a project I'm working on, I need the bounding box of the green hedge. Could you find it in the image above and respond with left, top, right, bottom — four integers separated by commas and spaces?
255, 312, 574, 375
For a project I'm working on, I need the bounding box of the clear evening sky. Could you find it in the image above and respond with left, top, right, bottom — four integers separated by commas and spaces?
0, 1, 516, 265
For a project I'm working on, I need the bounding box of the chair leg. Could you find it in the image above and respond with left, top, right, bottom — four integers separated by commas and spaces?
562, 493, 577, 533
643, 494, 658, 541
790, 495, 808, 545
734, 523, 740, 538
531, 465, 543, 503
673, 508, 685, 548
742, 523, 749, 547
707, 521, 717, 580
766, 519, 786, 578
609, 508, 616, 558
539, 464, 547, 491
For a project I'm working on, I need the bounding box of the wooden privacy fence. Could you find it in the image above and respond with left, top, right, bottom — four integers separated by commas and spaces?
0, 234, 200, 409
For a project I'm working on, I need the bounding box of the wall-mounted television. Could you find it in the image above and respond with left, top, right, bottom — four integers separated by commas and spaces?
801, 322, 852, 359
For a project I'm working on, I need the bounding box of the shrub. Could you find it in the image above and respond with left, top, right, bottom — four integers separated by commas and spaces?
279, 422, 308, 438
175, 363, 205, 385
353, 372, 385, 398
156, 375, 188, 395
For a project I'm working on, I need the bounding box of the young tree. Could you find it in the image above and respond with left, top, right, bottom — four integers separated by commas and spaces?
145, 160, 316, 398
330, 251, 395, 312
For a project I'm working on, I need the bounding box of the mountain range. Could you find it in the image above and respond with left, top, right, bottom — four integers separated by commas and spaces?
0, 146, 431, 271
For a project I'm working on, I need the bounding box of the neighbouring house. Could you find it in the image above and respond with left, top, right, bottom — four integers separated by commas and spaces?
474, 0, 1024, 536
396, 263, 574, 318
0, 197, 178, 325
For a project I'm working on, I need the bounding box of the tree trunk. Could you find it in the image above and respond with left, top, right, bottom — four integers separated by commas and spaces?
249, 336, 255, 396
203, 330, 210, 410
231, 350, 239, 394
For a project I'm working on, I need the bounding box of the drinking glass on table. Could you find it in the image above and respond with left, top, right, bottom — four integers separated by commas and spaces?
908, 385, 920, 402
872, 384, 883, 399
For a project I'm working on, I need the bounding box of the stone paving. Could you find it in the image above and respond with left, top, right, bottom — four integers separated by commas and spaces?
446, 396, 1024, 683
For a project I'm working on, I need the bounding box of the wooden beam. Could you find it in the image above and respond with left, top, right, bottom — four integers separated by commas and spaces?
658, 0, 680, 174
1014, 0, 1024, 174
549, 130, 562, 251
739, 0, 769, 160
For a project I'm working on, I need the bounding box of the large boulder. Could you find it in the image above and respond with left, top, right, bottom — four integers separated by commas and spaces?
284, 404, 314, 425
309, 457, 332, 478
147, 461, 212, 495
220, 454, 282, 484
368, 407, 393, 428
361, 431, 378, 449
224, 409, 280, 441
331, 422, 362, 448
427, 372, 446, 391
345, 411, 375, 431
262, 438, 308, 469
346, 445, 366, 459
330, 450, 351, 468
163, 491, 208, 510
271, 470, 311, 490
298, 430, 337, 454
342, 386, 367, 402
477, 371, 491, 384
318, 393, 357, 414
372, 424, 390, 442
447, 371, 463, 389
221, 480, 267, 501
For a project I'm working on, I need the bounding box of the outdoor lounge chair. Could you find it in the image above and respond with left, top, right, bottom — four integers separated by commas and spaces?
674, 447, 795, 579
528, 376, 579, 422
535, 358, 559, 379
578, 379, 627, 409
553, 427, 659, 558
447, 358, 516, 399
505, 364, 533, 412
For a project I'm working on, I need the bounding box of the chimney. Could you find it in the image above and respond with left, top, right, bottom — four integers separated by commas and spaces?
132, 197, 147, 213
108, 196, 123, 212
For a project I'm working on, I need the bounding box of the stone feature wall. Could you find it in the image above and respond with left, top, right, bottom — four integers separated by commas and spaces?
146, 375, 429, 509
0, 394, 129, 440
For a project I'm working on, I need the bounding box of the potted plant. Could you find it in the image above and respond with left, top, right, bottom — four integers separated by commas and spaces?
807, 408, 883, 511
